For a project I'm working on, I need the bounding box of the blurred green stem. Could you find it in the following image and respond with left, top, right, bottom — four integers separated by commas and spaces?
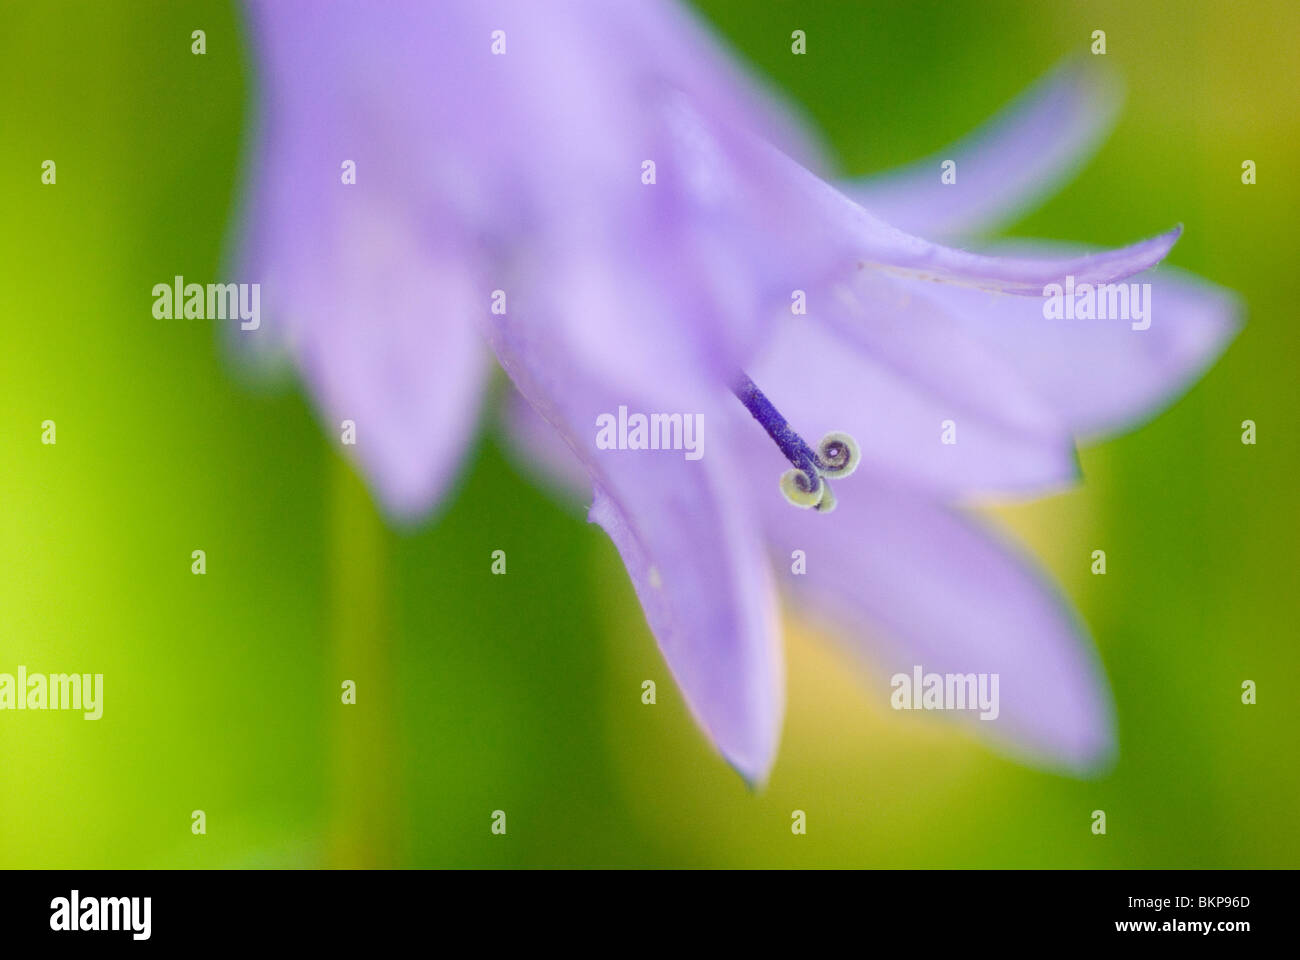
327, 455, 399, 867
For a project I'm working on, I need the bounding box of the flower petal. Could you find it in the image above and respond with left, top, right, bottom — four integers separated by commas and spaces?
845, 61, 1121, 238
735, 122, 1183, 295
924, 250, 1244, 437
236, 164, 489, 520
485, 288, 785, 786
237, 0, 827, 509
236, 3, 505, 519
588, 470, 784, 786
746, 307, 1080, 499
500, 389, 590, 501
761, 477, 1116, 774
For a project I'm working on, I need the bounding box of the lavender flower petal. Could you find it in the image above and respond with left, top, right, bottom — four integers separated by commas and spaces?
924, 252, 1244, 437
500, 390, 590, 502
485, 296, 785, 786
762, 477, 1117, 774
668, 99, 1183, 297
238, 0, 825, 464
236, 163, 490, 519
744, 309, 1081, 499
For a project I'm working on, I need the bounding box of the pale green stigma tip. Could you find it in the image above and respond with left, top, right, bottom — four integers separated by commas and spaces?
815, 431, 860, 479
813, 481, 837, 513
779, 468, 821, 508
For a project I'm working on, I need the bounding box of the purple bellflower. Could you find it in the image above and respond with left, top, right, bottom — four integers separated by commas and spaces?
236, 1, 1240, 785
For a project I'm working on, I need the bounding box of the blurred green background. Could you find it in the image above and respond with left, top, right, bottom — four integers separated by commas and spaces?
2, 0, 1296, 868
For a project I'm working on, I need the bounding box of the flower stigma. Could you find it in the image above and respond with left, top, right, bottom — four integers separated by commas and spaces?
730, 373, 859, 512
